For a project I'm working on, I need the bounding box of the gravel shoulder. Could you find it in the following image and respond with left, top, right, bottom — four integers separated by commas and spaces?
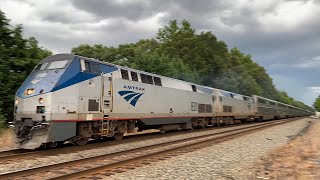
0, 128, 17, 151
105, 118, 314, 180
255, 118, 320, 179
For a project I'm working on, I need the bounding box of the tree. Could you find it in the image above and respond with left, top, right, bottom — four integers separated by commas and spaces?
156, 20, 230, 86
313, 96, 320, 111
0, 105, 5, 129
0, 10, 52, 126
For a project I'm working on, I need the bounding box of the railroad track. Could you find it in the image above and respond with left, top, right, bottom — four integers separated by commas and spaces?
0, 149, 36, 162
0, 118, 303, 180
0, 149, 31, 158
0, 119, 281, 163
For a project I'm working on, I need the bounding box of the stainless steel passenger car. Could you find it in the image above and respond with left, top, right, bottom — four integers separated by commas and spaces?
252, 95, 313, 120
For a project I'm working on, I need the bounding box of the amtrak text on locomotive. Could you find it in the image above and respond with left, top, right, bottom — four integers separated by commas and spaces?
123, 85, 145, 91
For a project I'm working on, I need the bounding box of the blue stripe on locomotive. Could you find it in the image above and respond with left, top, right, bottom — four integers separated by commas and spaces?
52, 58, 118, 91
16, 56, 118, 98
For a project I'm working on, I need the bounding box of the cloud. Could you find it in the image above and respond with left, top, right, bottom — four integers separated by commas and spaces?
258, 0, 318, 32
2, 0, 320, 57
293, 56, 320, 68
0, 0, 166, 52
71, 0, 230, 22
268, 55, 320, 69
305, 86, 320, 105
307, 86, 320, 93
71, 0, 155, 21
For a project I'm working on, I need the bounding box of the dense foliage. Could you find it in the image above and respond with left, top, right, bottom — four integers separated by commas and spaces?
73, 20, 313, 111
313, 96, 320, 111
0, 10, 51, 127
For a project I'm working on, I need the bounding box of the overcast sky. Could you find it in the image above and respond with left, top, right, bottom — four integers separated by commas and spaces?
1, 0, 319, 106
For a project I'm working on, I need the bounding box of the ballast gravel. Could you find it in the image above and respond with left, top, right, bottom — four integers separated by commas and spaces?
0, 121, 278, 174
0, 121, 272, 174
0, 118, 312, 179
107, 118, 313, 180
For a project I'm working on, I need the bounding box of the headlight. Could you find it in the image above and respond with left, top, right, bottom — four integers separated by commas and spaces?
15, 99, 18, 105
39, 98, 44, 104
26, 88, 34, 95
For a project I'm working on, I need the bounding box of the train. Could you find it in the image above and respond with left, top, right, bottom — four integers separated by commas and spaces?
11, 54, 314, 149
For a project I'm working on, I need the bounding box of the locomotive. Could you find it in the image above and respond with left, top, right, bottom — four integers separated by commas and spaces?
11, 54, 313, 149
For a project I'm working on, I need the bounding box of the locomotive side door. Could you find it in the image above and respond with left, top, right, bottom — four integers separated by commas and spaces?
101, 73, 113, 113
78, 59, 102, 115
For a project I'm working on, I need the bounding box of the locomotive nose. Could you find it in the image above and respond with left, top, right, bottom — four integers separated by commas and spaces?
14, 93, 51, 120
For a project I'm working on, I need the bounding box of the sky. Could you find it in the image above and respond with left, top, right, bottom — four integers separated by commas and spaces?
0, 0, 319, 106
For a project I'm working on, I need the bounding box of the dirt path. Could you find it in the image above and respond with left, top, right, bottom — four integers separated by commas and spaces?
0, 128, 17, 151
255, 119, 320, 179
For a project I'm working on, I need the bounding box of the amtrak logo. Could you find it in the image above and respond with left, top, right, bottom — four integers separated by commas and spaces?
123, 85, 145, 91
118, 90, 144, 107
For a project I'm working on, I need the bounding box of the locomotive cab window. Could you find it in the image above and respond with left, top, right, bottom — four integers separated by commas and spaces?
83, 61, 100, 75
121, 69, 129, 80
91, 63, 100, 74
84, 62, 90, 72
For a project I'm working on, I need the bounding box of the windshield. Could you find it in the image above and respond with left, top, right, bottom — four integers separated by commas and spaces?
47, 60, 69, 69
34, 59, 70, 71
35, 62, 49, 71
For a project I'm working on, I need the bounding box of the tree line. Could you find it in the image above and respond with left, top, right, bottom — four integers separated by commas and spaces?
72, 20, 314, 111
0, 10, 315, 128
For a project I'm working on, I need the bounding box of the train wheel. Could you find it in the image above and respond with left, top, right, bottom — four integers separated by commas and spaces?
202, 118, 209, 128
47, 142, 58, 148
75, 137, 89, 146
191, 118, 198, 128
221, 117, 227, 126
256, 116, 263, 122
216, 118, 222, 127
113, 132, 124, 140
56, 141, 65, 147
227, 117, 235, 125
